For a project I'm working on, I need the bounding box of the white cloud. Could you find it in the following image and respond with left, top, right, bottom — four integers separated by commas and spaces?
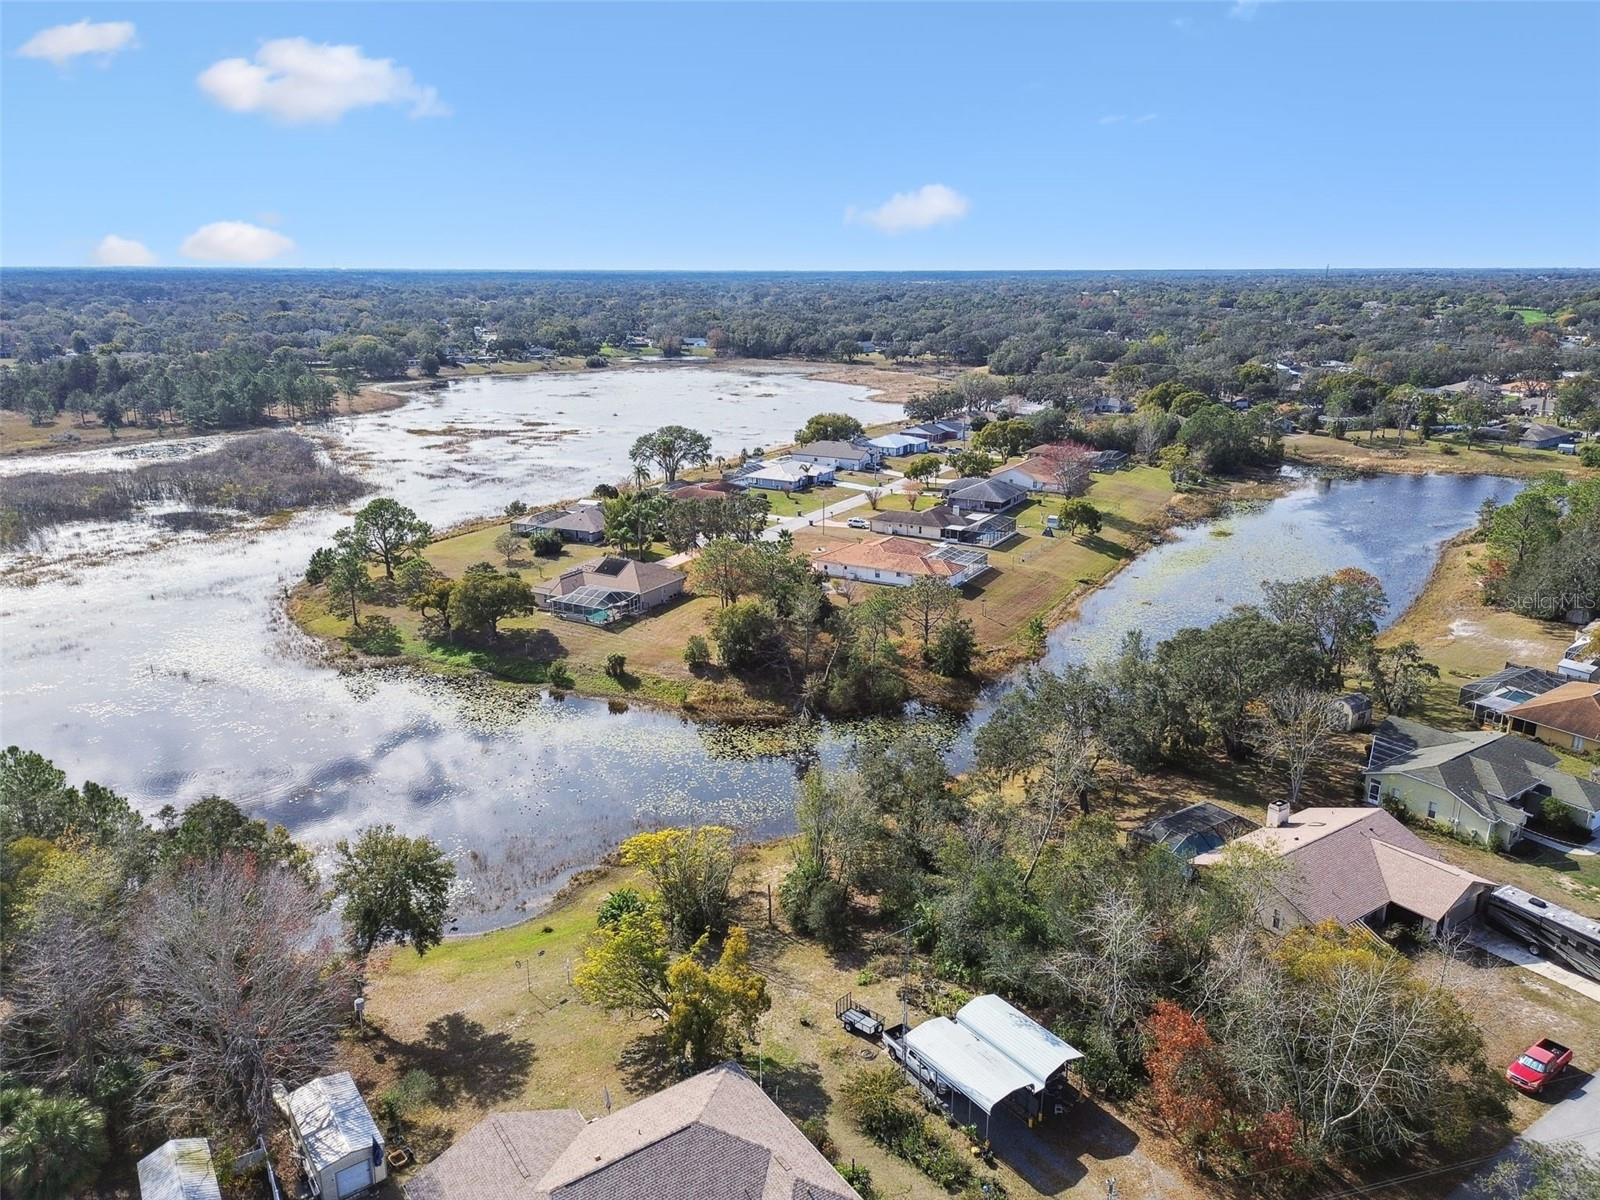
1229, 0, 1277, 20
92, 234, 156, 266
17, 19, 137, 67
846, 183, 970, 235
1133, 113, 1159, 124
180, 221, 295, 263
1098, 114, 1126, 126
197, 37, 448, 123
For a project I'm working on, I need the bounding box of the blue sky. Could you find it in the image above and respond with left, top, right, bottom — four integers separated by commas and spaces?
4, 2, 1597, 269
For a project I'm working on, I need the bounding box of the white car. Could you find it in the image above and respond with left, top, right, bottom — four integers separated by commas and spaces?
846, 517, 869, 529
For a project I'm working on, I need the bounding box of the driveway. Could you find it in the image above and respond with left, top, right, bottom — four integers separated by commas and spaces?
1449, 1042, 1600, 1197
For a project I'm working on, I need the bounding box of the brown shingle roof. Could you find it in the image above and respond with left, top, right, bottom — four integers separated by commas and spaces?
404, 1065, 855, 1200
1507, 681, 1600, 740
533, 556, 685, 599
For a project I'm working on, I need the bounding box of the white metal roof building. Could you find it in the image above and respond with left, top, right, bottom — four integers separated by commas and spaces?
137, 1139, 221, 1200
896, 994, 1083, 1137
282, 1071, 387, 1200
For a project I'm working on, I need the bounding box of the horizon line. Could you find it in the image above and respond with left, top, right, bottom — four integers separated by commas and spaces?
5, 264, 1599, 275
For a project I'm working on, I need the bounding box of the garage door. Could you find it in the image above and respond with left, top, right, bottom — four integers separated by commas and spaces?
333, 1162, 371, 1199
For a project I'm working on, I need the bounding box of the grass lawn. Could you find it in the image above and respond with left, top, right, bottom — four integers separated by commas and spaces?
1378, 536, 1579, 729
347, 844, 1200, 1200
1509, 307, 1554, 325
759, 485, 858, 518
1286, 431, 1595, 480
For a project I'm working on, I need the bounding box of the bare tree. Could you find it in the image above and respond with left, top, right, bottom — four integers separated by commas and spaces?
6, 907, 128, 1095
1021, 724, 1103, 887
1249, 685, 1342, 809
130, 856, 355, 1134
1050, 452, 1092, 498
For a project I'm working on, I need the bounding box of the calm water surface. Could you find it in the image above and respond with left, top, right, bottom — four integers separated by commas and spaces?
0, 371, 1518, 927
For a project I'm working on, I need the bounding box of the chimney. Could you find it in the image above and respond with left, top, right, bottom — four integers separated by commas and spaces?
1266, 801, 1289, 829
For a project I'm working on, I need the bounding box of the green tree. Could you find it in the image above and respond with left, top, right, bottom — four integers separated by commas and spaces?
902, 574, 958, 653
948, 449, 996, 478
629, 425, 712, 484
901, 454, 943, 486
0, 1088, 109, 1200
691, 537, 754, 606
1482, 488, 1563, 569
1262, 568, 1389, 686
1058, 498, 1102, 538
603, 491, 665, 557
710, 600, 779, 670
351, 498, 432, 580
1364, 640, 1439, 716
493, 528, 521, 566
161, 794, 313, 882
662, 926, 770, 1067
928, 617, 977, 677
447, 565, 535, 639
325, 533, 375, 626
795, 413, 864, 444
332, 825, 456, 956
619, 825, 736, 945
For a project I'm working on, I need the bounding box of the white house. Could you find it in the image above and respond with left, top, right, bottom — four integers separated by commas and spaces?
866, 431, 932, 457
732, 457, 836, 491
812, 535, 990, 588
789, 440, 880, 471
277, 1072, 386, 1200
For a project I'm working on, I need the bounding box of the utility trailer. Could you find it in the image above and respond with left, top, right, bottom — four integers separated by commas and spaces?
834, 994, 884, 1039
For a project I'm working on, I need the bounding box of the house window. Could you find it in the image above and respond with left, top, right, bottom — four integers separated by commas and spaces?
1365, 779, 1381, 805
1426, 799, 1437, 819
1271, 910, 1282, 931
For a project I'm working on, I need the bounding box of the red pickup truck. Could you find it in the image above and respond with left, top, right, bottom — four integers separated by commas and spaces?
1506, 1038, 1574, 1094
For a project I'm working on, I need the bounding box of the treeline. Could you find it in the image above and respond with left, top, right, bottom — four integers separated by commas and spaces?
0, 748, 455, 1199
0, 345, 340, 432
5, 269, 1596, 423
1478, 474, 1600, 620
0, 432, 367, 548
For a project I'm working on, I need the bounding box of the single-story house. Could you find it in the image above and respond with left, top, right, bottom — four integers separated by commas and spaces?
402, 1062, 855, 1200
903, 419, 968, 443
276, 1072, 386, 1200
991, 443, 1097, 495
941, 476, 1027, 514
866, 505, 1018, 548
531, 555, 686, 624
730, 457, 836, 492
1364, 716, 1600, 843
867, 431, 932, 457
1520, 422, 1578, 451
138, 1139, 221, 1200
1129, 802, 1258, 862
1089, 449, 1129, 472
511, 502, 607, 544
681, 336, 709, 349
1558, 624, 1599, 682
1458, 663, 1567, 726
889, 994, 1081, 1139
1194, 803, 1492, 937
667, 479, 736, 502
1503, 681, 1600, 753
813, 535, 991, 588
789, 439, 881, 471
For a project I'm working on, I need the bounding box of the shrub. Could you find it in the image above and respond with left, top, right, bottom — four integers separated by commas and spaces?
839, 1066, 976, 1192
683, 634, 711, 670
505, 500, 528, 517
605, 653, 627, 680
1540, 794, 1588, 840
838, 1162, 877, 1199
305, 545, 336, 584
592, 483, 620, 499
779, 859, 851, 947
1380, 794, 1413, 826
547, 661, 574, 689
528, 529, 563, 557
1580, 442, 1600, 468
584, 355, 608, 368
794, 1115, 836, 1160
597, 886, 647, 928
350, 614, 403, 656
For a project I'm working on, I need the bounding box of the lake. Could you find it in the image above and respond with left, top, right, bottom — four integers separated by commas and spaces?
0, 369, 1519, 929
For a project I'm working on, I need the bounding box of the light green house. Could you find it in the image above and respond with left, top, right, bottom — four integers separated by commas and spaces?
1363, 717, 1600, 849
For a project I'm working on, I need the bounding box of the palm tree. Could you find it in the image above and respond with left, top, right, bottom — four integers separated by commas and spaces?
0, 1088, 109, 1200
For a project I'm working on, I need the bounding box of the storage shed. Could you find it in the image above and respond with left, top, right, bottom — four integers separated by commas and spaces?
137, 1139, 221, 1200
279, 1072, 386, 1200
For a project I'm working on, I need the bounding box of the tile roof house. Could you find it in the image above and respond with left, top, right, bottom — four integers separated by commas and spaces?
1364, 716, 1600, 843
812, 535, 991, 589
1504, 681, 1600, 752
531, 556, 686, 624
403, 1063, 857, 1200
1194, 804, 1492, 935
137, 1139, 222, 1200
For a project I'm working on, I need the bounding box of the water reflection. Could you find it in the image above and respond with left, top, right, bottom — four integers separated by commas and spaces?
0, 372, 1519, 929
